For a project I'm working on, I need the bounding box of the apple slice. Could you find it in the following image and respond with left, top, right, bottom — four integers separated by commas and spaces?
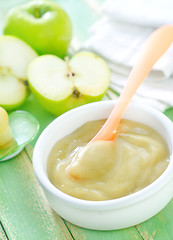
0, 36, 38, 110
0, 107, 13, 146
28, 51, 110, 115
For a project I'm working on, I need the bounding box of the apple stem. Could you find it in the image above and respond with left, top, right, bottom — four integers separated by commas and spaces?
65, 56, 75, 78
34, 7, 40, 18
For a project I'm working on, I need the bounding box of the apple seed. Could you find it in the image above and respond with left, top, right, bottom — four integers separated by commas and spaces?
65, 56, 76, 78
66, 72, 75, 78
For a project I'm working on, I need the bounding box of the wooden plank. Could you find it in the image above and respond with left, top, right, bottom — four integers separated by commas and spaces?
0, 223, 8, 240
0, 150, 73, 240
135, 108, 173, 240
164, 107, 173, 121
65, 221, 143, 240
24, 144, 34, 161
136, 200, 173, 240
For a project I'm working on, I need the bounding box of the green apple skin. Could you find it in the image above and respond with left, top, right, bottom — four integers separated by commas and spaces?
4, 0, 72, 58
29, 84, 107, 116
1, 89, 29, 111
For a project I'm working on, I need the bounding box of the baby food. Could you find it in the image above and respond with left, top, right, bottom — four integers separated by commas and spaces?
47, 119, 169, 201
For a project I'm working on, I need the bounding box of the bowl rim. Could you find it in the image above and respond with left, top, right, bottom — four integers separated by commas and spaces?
33, 101, 173, 210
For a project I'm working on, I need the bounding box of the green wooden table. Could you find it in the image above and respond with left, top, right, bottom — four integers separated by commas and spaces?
1, 1, 173, 239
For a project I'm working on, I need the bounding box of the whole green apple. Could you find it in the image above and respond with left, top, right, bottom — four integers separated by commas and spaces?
4, 0, 72, 58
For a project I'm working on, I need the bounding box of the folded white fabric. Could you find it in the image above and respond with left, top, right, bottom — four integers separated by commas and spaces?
83, 0, 173, 111
110, 71, 172, 111
85, 17, 173, 79
102, 0, 173, 28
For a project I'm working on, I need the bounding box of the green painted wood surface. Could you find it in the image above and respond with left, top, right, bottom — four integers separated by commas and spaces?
65, 221, 143, 240
0, 223, 8, 240
136, 201, 173, 240
1, 0, 173, 240
0, 149, 73, 240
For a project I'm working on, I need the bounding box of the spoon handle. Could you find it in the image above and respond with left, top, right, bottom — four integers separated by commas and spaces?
92, 24, 173, 142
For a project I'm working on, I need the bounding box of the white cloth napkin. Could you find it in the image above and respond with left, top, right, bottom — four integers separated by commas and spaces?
102, 0, 173, 28
83, 0, 173, 111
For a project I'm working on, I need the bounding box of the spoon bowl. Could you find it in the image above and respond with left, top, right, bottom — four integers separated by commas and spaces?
0, 111, 39, 161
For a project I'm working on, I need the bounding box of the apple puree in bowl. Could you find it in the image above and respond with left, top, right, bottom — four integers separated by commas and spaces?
47, 119, 169, 201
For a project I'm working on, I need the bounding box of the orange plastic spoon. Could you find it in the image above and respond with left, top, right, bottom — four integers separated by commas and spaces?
91, 24, 173, 142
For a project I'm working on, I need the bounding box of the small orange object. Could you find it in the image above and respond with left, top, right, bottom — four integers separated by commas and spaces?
91, 25, 173, 142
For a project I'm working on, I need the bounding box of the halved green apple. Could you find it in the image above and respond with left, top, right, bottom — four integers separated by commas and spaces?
0, 36, 38, 110
28, 52, 110, 115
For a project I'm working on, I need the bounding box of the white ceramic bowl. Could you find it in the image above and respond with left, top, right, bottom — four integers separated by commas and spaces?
33, 101, 173, 230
